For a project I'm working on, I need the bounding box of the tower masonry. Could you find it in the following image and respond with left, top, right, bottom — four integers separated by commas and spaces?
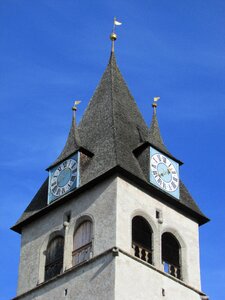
12, 42, 209, 300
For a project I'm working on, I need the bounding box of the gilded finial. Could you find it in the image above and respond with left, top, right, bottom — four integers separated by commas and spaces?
72, 100, 81, 111
110, 17, 122, 52
152, 97, 160, 114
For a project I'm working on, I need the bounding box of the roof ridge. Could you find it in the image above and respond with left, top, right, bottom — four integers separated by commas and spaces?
110, 52, 119, 165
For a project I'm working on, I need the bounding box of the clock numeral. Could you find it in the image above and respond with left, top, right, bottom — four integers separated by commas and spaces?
71, 162, 77, 170
157, 155, 162, 162
72, 169, 77, 175
163, 182, 166, 189
61, 187, 65, 194
173, 177, 178, 182
157, 178, 162, 185
153, 170, 158, 176
151, 164, 157, 169
172, 171, 176, 175
66, 160, 70, 168
65, 185, 70, 192
71, 175, 77, 182
52, 186, 57, 193
58, 166, 62, 172
171, 181, 176, 189
63, 161, 67, 168
162, 156, 167, 163
51, 181, 57, 187
153, 157, 158, 163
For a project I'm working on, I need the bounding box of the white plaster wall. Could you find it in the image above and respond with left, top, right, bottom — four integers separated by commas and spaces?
16, 252, 115, 300
17, 175, 202, 298
115, 254, 202, 300
17, 177, 117, 295
116, 177, 201, 290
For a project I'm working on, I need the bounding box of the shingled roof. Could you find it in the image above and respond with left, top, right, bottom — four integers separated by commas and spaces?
149, 109, 183, 164
12, 51, 209, 232
47, 114, 93, 170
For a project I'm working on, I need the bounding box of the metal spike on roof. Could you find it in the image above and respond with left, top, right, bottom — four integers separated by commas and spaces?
47, 114, 81, 170
149, 100, 183, 165
149, 106, 169, 154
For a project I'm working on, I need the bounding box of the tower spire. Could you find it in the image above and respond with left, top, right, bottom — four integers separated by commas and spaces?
152, 96, 160, 115
149, 97, 182, 164
149, 96, 170, 156
110, 17, 122, 52
72, 100, 81, 126
47, 100, 83, 170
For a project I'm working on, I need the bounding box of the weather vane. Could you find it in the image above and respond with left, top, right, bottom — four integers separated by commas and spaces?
72, 100, 81, 123
110, 17, 122, 52
152, 97, 160, 113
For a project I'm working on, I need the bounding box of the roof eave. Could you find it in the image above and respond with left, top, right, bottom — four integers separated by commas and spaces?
46, 147, 94, 171
11, 166, 209, 234
133, 141, 183, 165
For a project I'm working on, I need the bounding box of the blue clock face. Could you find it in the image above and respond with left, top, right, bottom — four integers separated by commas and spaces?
150, 147, 179, 199
48, 152, 80, 203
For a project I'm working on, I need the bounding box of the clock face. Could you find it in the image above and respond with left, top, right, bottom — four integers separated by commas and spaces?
48, 153, 80, 203
150, 147, 179, 199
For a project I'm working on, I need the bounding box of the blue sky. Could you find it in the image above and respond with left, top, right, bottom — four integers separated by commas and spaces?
1, 0, 224, 299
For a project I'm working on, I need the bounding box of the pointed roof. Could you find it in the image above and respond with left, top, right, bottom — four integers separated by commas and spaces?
12, 51, 208, 233
49, 116, 80, 169
47, 115, 92, 170
149, 109, 183, 164
76, 51, 149, 183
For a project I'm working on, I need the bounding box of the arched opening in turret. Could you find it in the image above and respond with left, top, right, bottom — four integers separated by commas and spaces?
132, 216, 153, 264
44, 236, 64, 281
72, 220, 93, 266
162, 232, 181, 279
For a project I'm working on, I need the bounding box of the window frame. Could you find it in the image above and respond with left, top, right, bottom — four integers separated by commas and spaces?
161, 232, 182, 280
72, 219, 93, 266
44, 235, 64, 281
132, 216, 153, 265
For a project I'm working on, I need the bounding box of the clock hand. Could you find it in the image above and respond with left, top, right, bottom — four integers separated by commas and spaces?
158, 170, 163, 177
167, 166, 173, 174
158, 169, 166, 177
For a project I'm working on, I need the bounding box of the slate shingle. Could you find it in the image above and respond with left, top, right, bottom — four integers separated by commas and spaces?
12, 51, 209, 233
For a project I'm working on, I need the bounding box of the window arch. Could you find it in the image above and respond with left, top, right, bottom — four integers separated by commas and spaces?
162, 232, 181, 279
72, 220, 93, 266
45, 235, 64, 281
132, 216, 153, 264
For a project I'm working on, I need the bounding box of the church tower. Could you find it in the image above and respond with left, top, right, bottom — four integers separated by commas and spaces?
12, 32, 209, 300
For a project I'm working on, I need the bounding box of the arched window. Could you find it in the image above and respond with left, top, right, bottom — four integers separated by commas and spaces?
45, 236, 64, 281
162, 232, 181, 279
72, 220, 93, 266
132, 216, 152, 264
